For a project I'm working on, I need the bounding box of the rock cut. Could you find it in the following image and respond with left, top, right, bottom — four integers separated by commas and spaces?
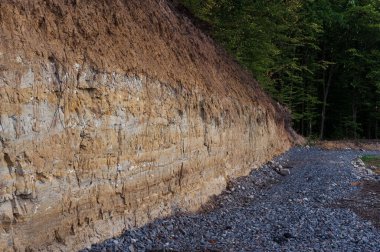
0, 0, 297, 250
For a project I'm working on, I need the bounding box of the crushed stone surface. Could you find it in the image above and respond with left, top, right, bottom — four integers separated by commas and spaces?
82, 147, 380, 252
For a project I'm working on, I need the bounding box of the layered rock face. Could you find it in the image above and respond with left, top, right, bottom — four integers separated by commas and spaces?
0, 0, 296, 250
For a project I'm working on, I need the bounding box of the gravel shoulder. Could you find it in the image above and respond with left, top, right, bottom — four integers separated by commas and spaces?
83, 147, 380, 252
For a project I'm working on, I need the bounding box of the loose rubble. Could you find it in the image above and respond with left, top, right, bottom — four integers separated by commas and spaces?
267, 161, 291, 177
83, 147, 380, 252
351, 158, 377, 176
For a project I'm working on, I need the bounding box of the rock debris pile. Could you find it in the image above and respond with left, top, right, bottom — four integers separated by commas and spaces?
267, 160, 291, 176
351, 158, 378, 177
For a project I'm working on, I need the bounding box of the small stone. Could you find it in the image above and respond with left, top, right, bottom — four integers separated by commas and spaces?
366, 169, 374, 175
357, 160, 365, 167
361, 236, 369, 243
128, 244, 136, 252
278, 168, 290, 176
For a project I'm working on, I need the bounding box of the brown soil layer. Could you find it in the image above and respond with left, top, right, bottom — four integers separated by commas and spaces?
317, 140, 380, 151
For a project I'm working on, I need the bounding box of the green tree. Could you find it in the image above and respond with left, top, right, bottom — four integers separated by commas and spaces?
180, 0, 380, 139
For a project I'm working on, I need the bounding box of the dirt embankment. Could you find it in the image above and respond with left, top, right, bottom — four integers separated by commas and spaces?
317, 140, 380, 151
0, 0, 297, 250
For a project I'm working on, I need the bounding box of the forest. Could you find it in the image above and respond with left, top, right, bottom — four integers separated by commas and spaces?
179, 0, 380, 139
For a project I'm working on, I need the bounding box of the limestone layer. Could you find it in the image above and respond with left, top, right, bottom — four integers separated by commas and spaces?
0, 0, 296, 250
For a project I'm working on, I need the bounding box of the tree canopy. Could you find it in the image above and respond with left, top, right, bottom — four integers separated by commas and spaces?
180, 0, 380, 139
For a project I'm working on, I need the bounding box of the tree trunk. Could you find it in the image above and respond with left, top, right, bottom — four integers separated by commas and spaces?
376, 105, 379, 139
309, 119, 312, 137
319, 66, 335, 140
352, 102, 358, 139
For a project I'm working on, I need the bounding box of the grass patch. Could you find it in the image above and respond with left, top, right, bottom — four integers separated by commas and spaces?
362, 155, 380, 174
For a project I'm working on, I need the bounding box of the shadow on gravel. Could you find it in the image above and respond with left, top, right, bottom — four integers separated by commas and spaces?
334, 180, 380, 228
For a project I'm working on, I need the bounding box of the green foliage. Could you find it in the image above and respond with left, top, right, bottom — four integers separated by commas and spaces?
180, 0, 380, 139
362, 155, 380, 168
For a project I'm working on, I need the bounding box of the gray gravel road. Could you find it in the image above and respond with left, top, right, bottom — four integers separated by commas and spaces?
82, 147, 380, 252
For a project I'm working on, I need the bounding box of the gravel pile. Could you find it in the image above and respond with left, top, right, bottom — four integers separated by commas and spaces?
82, 147, 380, 252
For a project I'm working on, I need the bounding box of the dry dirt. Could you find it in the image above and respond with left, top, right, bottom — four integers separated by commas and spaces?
336, 180, 380, 228
317, 140, 380, 151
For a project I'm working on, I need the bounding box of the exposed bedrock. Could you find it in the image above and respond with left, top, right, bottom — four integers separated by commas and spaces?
0, 0, 298, 250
